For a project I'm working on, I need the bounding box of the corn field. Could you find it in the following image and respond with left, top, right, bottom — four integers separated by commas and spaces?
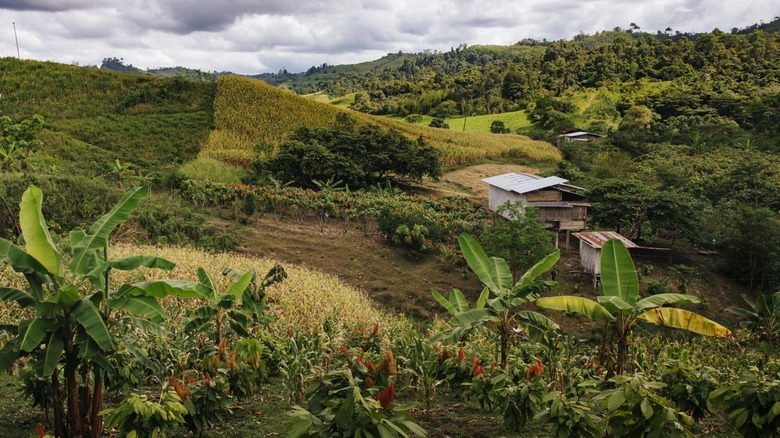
200, 75, 562, 167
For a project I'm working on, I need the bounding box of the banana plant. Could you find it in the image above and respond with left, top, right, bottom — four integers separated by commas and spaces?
0, 186, 206, 438
183, 264, 286, 346
726, 291, 780, 347
536, 239, 731, 376
432, 233, 560, 369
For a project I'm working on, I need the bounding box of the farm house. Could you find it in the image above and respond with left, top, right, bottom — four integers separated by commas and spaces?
572, 231, 639, 288
482, 172, 590, 248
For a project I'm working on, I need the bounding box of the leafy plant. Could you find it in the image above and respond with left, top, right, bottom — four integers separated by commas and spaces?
534, 390, 603, 438
286, 368, 426, 437
727, 291, 780, 348
657, 356, 717, 421
596, 373, 694, 438
100, 389, 187, 438
710, 368, 780, 438
432, 233, 560, 368
537, 239, 731, 376
0, 185, 205, 437
490, 363, 548, 431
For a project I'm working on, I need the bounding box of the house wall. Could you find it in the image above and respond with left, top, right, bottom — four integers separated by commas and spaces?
579, 242, 601, 275
488, 186, 526, 219
526, 190, 562, 202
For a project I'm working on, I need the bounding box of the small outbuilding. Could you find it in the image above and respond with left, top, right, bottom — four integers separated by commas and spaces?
557, 131, 602, 147
573, 231, 638, 288
482, 172, 590, 248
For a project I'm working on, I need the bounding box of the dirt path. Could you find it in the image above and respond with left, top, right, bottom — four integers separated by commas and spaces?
419, 163, 541, 204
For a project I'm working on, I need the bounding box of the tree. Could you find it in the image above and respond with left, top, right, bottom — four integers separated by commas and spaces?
0, 186, 206, 437
432, 234, 560, 369
490, 120, 510, 134
479, 204, 556, 275
537, 239, 730, 376
428, 117, 449, 129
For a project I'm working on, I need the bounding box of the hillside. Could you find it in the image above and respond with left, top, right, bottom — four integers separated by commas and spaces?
199, 75, 561, 167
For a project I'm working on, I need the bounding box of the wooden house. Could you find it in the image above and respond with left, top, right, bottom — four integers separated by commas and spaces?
482, 172, 590, 247
572, 231, 638, 288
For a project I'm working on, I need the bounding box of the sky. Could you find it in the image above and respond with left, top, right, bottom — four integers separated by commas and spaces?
0, 0, 777, 74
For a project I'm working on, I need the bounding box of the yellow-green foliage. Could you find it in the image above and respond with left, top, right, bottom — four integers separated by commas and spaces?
201, 75, 561, 168
178, 157, 247, 183
0, 244, 381, 334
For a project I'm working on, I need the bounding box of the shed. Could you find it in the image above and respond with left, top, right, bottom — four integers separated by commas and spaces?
557, 131, 602, 147
573, 231, 638, 288
482, 172, 590, 234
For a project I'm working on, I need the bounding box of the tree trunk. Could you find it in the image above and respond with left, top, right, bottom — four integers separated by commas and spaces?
90, 371, 103, 437
52, 371, 66, 438
64, 329, 82, 438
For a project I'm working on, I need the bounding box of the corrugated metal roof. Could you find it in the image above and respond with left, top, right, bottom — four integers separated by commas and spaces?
482, 172, 569, 194
559, 131, 602, 138
572, 231, 638, 249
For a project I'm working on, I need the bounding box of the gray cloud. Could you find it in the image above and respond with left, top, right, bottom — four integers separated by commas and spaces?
0, 0, 776, 74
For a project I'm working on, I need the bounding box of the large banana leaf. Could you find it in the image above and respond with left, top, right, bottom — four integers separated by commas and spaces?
634, 293, 701, 313
70, 186, 148, 275
459, 233, 511, 293
42, 332, 64, 377
0, 238, 50, 280
122, 279, 210, 299
197, 267, 217, 302
106, 296, 167, 324
0, 339, 20, 372
600, 239, 639, 305
19, 317, 55, 352
0, 287, 35, 309
86, 255, 176, 291
515, 251, 560, 290
432, 289, 456, 314
72, 299, 116, 352
448, 307, 494, 327
597, 295, 633, 313
637, 307, 732, 337
515, 310, 560, 331
226, 271, 254, 299
19, 186, 61, 277
536, 296, 616, 321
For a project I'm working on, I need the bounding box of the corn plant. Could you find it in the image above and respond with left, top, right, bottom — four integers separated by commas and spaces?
0, 186, 205, 438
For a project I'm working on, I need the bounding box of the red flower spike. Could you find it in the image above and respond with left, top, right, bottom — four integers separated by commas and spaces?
457, 347, 466, 361
36, 424, 45, 438
372, 322, 380, 335
378, 383, 395, 410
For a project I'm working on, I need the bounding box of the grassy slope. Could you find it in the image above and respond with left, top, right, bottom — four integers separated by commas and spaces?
200, 75, 561, 166
0, 57, 214, 175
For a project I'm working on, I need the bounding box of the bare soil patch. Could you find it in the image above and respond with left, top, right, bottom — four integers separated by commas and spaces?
423, 163, 541, 203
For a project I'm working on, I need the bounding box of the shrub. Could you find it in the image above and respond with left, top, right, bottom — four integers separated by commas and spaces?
428, 117, 450, 129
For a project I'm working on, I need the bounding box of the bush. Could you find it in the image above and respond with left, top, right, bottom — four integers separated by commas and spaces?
0, 173, 120, 238
133, 197, 239, 251
428, 117, 449, 129
490, 120, 510, 134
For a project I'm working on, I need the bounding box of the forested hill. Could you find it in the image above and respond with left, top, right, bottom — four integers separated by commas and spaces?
261, 18, 780, 150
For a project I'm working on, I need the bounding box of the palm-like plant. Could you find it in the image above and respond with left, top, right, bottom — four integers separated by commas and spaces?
536, 239, 731, 376
0, 186, 205, 437
432, 233, 560, 369
726, 291, 780, 346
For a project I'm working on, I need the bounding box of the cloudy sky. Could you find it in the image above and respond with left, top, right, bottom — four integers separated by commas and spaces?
1, 0, 777, 74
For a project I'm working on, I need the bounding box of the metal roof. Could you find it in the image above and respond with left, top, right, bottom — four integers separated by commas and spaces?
482, 172, 569, 194
558, 131, 602, 138
572, 231, 639, 249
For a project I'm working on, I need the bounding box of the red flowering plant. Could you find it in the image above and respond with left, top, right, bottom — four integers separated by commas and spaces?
286, 351, 427, 438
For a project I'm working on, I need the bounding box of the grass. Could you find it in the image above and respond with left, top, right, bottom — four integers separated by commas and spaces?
388, 110, 533, 133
